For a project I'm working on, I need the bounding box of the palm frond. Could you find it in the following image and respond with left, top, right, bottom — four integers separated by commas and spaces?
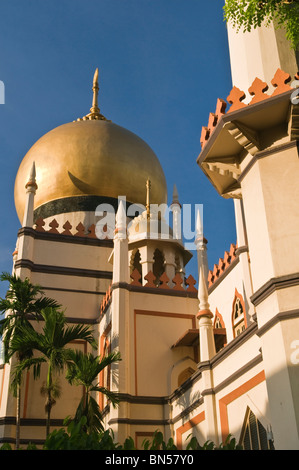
94, 386, 120, 408
73, 395, 104, 433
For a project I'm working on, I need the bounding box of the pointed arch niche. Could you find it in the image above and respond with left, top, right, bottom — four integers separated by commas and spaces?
153, 248, 165, 286
232, 288, 247, 338
130, 248, 142, 277
213, 309, 227, 352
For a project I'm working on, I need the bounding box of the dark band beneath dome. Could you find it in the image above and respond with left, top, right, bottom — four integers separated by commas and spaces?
33, 195, 143, 221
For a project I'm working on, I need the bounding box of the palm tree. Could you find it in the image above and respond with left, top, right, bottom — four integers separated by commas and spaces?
0, 272, 61, 449
66, 349, 121, 434
9, 307, 97, 438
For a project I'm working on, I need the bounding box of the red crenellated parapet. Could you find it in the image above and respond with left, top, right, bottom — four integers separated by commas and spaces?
200, 68, 294, 150
207, 243, 237, 287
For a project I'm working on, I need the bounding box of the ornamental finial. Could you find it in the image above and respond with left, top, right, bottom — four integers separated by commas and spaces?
90, 67, 100, 115
76, 68, 110, 122
146, 178, 151, 220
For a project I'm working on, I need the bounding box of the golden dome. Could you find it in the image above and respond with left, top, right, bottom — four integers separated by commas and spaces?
15, 68, 167, 223
14, 118, 167, 223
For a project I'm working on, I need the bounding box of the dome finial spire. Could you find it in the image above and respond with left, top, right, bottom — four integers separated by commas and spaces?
90, 67, 100, 116
77, 68, 110, 122
146, 178, 151, 220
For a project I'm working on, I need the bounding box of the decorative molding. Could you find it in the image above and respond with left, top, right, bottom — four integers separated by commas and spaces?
256, 309, 299, 338
14, 259, 112, 280
209, 321, 258, 369
108, 417, 170, 426
250, 272, 299, 306
42, 286, 107, 296
116, 393, 168, 405
33, 195, 135, 221
238, 140, 298, 184
26, 313, 98, 325
224, 121, 261, 156
17, 226, 113, 248
203, 161, 241, 180
235, 245, 248, 256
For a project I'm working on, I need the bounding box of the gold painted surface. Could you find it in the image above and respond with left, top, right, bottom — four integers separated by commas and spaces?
14, 120, 167, 222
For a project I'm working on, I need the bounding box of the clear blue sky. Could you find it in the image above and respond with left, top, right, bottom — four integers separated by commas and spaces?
0, 0, 235, 297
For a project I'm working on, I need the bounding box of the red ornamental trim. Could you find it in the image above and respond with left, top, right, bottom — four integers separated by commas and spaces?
196, 309, 213, 319
200, 68, 294, 149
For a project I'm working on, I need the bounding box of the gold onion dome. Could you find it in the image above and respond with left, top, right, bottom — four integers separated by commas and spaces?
14, 69, 167, 223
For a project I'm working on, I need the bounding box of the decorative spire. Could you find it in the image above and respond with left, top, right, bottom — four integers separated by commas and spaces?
171, 184, 182, 241
91, 68, 100, 115
195, 208, 203, 242
113, 198, 129, 284
115, 198, 127, 238
77, 68, 110, 122
146, 178, 151, 220
23, 162, 37, 228
171, 184, 181, 207
25, 161, 37, 191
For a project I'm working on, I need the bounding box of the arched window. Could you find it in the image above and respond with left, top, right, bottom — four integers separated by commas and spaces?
153, 249, 165, 286
232, 289, 246, 338
240, 409, 275, 450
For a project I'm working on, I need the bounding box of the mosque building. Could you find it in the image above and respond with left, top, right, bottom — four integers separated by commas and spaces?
0, 17, 299, 450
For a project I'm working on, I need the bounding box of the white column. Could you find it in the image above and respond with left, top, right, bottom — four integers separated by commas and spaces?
110, 199, 130, 442
194, 208, 208, 283
197, 265, 218, 444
